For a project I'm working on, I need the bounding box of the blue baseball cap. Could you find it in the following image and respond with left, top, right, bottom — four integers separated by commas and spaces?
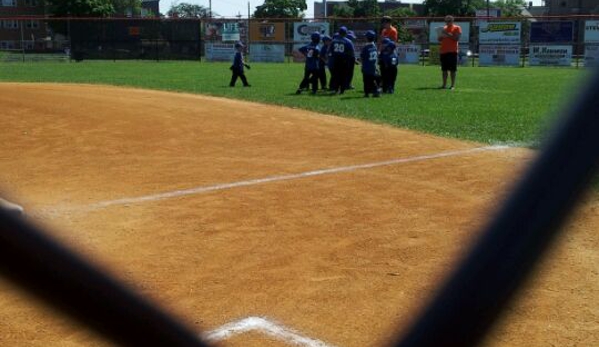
311, 32, 321, 41
322, 35, 332, 41
381, 37, 391, 45
365, 30, 376, 40
338, 26, 348, 35
347, 33, 356, 41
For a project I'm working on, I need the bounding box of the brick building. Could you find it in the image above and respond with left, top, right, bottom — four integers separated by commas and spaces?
545, 0, 599, 15
0, 0, 48, 50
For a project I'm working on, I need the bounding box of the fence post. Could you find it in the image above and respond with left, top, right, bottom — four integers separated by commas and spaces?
20, 19, 25, 62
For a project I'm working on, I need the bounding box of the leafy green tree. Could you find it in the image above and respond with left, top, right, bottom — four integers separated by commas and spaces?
253, 0, 307, 18
47, 0, 114, 17
424, 0, 484, 16
491, 0, 526, 17
332, 4, 354, 18
167, 2, 213, 18
111, 0, 142, 17
348, 0, 380, 18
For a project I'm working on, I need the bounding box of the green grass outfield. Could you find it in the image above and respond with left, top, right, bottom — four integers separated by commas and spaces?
0, 61, 588, 145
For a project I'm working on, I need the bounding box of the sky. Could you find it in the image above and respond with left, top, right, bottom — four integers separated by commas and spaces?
159, 0, 545, 18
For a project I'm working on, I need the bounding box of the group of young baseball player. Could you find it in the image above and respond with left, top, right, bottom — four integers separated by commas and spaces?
229, 17, 400, 98
294, 25, 398, 97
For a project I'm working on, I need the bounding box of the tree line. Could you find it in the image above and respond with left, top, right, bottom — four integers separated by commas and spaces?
44, 0, 528, 19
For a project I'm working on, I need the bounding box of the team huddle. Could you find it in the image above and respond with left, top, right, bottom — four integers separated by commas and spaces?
295, 25, 398, 98
230, 15, 462, 93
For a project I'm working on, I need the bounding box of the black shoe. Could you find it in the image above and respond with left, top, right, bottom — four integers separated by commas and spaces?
296, 89, 302, 94
373, 93, 380, 98
364, 94, 370, 98
244, 84, 251, 87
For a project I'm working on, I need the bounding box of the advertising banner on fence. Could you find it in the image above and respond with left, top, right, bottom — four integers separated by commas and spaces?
479, 45, 520, 66
204, 43, 235, 62
397, 45, 420, 64
584, 20, 599, 43
249, 22, 285, 42
479, 22, 521, 44
584, 44, 599, 67
429, 22, 470, 44
529, 45, 572, 66
293, 22, 330, 42
250, 44, 285, 62
205, 21, 246, 42
530, 22, 573, 43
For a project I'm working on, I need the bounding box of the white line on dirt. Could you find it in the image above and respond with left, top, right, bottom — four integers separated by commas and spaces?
202, 316, 336, 347
87, 145, 509, 210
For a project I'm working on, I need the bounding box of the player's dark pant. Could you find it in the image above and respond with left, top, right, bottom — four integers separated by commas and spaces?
440, 52, 458, 72
382, 66, 397, 93
330, 58, 349, 93
230, 68, 249, 87
317, 66, 327, 90
362, 74, 380, 96
299, 69, 319, 93
345, 59, 355, 89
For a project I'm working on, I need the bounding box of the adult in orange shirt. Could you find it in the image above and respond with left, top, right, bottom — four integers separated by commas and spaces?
380, 16, 398, 48
438, 15, 462, 90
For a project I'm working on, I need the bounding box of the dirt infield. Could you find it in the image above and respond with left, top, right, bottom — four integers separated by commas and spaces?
0, 83, 597, 347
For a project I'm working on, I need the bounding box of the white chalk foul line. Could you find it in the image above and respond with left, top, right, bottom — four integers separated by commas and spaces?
202, 316, 337, 347
88, 145, 509, 210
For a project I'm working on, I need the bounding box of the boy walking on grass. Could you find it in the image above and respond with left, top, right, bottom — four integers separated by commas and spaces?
229, 41, 251, 87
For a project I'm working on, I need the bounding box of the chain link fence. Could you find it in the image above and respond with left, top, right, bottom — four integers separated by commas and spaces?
1, 16, 598, 67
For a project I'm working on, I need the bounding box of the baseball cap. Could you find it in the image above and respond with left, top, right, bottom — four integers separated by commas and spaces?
381, 37, 391, 45
322, 35, 332, 41
339, 26, 348, 35
234, 41, 244, 48
365, 30, 376, 40
311, 32, 321, 41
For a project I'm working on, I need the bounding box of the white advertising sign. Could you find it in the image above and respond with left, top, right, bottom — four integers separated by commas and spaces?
479, 45, 520, 66
529, 45, 572, 66
429, 22, 470, 44
249, 44, 285, 63
584, 20, 599, 43
293, 22, 330, 42
397, 44, 420, 64
204, 43, 235, 62
584, 44, 599, 67
479, 22, 521, 44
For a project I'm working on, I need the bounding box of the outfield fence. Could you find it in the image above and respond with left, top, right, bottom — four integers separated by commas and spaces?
1, 15, 599, 67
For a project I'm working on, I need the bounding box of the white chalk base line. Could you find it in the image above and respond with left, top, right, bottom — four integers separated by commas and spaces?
86, 145, 509, 210
202, 316, 337, 347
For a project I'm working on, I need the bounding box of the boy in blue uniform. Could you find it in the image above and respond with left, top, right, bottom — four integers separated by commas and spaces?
229, 41, 250, 87
329, 27, 355, 95
380, 40, 398, 93
318, 35, 331, 90
360, 31, 381, 98
296, 32, 321, 95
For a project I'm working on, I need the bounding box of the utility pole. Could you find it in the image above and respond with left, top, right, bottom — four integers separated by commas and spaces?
323, 0, 327, 18
209, 0, 212, 18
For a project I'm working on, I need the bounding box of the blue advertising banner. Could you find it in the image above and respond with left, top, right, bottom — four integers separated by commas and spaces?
530, 21, 573, 43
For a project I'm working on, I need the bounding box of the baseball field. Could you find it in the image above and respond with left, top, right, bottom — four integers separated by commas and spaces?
0, 62, 597, 347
